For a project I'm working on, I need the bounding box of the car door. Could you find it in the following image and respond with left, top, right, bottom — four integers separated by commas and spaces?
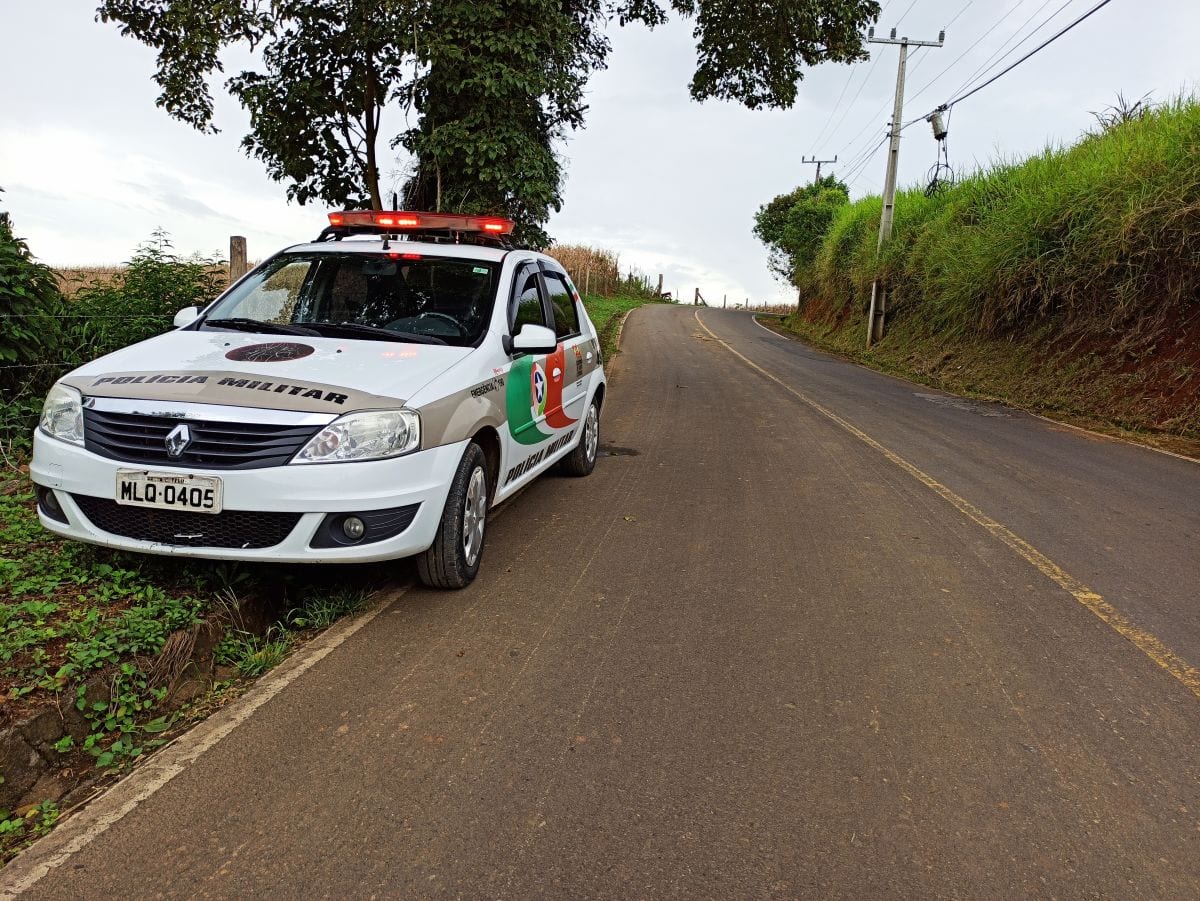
538, 266, 590, 430
498, 263, 559, 491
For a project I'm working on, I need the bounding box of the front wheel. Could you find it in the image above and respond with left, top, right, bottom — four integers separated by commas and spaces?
558, 397, 600, 477
418, 443, 489, 589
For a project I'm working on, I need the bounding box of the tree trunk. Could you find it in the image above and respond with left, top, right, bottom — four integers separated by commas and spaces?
364, 54, 382, 210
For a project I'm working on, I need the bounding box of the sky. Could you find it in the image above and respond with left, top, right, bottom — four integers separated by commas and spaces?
1, 1, 1197, 305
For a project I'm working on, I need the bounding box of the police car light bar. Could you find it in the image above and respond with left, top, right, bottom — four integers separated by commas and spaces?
327, 211, 514, 235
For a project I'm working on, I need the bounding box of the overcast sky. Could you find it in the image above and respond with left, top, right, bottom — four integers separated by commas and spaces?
2, 1, 1196, 304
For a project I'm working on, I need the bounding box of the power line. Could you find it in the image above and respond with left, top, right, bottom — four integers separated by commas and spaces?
948, 0, 1080, 102
825, 52, 885, 152
811, 65, 859, 148
905, 0, 1036, 108
947, 0, 1118, 107
944, 1, 975, 29
843, 135, 889, 187
808, 1, 897, 151
894, 0, 922, 28
835, 47, 926, 162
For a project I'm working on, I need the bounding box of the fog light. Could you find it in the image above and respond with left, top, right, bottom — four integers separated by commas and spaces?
342, 516, 366, 541
36, 486, 68, 524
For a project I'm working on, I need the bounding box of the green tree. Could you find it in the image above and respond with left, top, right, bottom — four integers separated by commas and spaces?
754, 175, 849, 294
97, 0, 419, 209
98, 0, 879, 237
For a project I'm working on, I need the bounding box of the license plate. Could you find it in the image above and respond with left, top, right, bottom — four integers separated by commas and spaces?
115, 470, 223, 514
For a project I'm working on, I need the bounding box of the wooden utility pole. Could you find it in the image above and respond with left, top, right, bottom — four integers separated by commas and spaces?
229, 236, 248, 283
801, 155, 838, 183
865, 26, 944, 347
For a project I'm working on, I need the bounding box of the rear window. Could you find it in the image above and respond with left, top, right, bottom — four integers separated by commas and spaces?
204, 252, 500, 346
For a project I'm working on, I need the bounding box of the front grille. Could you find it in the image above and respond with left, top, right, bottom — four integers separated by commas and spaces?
83, 408, 322, 469
72, 495, 302, 549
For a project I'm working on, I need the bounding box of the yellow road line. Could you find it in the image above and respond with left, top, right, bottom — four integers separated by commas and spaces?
696, 310, 1200, 701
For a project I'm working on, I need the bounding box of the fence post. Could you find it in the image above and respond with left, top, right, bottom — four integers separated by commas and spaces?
584, 267, 591, 297
229, 236, 248, 283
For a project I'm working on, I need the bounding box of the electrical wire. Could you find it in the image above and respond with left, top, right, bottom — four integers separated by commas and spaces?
843, 134, 890, 189
893, 0, 921, 28
947, 0, 1118, 107
824, 52, 885, 153
944, 1, 975, 29
905, 0, 1035, 108
807, 1, 896, 151
947, 0, 1079, 102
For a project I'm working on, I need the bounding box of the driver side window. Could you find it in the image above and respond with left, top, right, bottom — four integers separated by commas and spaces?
510, 269, 548, 333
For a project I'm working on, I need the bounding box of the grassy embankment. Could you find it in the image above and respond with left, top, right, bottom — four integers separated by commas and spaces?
780, 97, 1200, 453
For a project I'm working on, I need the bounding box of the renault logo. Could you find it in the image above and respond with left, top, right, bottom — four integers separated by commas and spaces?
165, 423, 192, 458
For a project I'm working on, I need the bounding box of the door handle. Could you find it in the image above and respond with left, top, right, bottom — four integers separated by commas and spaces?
552, 367, 562, 380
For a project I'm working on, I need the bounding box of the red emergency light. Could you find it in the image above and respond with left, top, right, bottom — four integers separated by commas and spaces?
327, 211, 514, 235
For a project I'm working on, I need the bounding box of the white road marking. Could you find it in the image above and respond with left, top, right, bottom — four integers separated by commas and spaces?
751, 314, 789, 339
0, 585, 410, 898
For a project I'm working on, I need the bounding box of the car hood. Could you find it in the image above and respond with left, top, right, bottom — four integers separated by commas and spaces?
58, 329, 472, 415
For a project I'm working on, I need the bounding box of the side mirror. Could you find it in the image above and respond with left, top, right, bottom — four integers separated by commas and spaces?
173, 306, 200, 328
510, 323, 558, 355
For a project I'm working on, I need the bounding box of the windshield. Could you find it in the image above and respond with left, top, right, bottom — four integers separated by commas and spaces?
201, 251, 500, 347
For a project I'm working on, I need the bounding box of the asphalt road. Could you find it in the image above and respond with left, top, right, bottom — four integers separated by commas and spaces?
7, 305, 1200, 898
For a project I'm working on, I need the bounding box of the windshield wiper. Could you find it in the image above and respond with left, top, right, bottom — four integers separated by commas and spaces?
306, 321, 448, 346
203, 318, 321, 337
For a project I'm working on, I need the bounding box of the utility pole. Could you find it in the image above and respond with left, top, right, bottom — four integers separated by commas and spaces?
801, 155, 838, 184
865, 26, 944, 347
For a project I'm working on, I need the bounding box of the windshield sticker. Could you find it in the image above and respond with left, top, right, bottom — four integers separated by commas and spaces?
225, 342, 315, 363
472, 266, 489, 274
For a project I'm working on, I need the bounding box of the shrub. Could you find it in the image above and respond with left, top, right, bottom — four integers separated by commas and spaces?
0, 228, 224, 467
66, 230, 225, 365
0, 200, 65, 386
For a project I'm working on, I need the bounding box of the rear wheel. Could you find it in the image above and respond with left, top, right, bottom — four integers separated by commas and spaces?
418, 443, 489, 589
558, 397, 600, 477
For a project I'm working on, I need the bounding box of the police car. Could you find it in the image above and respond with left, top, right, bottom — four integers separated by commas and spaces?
31, 211, 605, 588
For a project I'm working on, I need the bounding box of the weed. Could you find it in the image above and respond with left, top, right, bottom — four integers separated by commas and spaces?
286, 587, 369, 630
216, 629, 291, 678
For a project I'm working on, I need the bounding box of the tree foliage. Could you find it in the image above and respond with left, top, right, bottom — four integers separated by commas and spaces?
0, 191, 62, 375
754, 175, 849, 292
672, 0, 880, 109
97, 0, 880, 240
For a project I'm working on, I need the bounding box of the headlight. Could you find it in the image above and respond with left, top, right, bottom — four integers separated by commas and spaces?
39, 384, 84, 446
292, 409, 420, 464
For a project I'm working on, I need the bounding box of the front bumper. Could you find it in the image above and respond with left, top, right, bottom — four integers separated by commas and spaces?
30, 429, 466, 563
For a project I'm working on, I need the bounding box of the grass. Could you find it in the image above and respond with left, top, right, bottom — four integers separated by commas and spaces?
582, 294, 661, 358
783, 95, 1200, 445
806, 96, 1200, 341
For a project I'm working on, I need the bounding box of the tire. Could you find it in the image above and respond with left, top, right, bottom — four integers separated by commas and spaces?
558, 396, 600, 478
417, 442, 489, 589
